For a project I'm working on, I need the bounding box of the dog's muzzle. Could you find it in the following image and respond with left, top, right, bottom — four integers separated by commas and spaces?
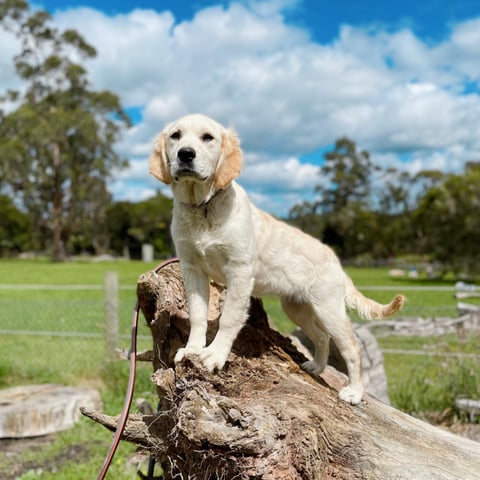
174, 147, 206, 180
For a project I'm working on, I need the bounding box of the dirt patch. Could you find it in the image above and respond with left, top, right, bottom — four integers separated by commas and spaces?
1, 436, 54, 479
0, 436, 94, 479
1, 435, 55, 456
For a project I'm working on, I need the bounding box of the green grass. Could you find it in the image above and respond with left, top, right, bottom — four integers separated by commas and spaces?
378, 333, 480, 417
346, 266, 469, 318
0, 259, 162, 479
0, 258, 160, 285
0, 259, 478, 478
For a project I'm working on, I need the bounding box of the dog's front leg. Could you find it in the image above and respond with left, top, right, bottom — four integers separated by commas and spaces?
199, 264, 254, 371
174, 264, 210, 364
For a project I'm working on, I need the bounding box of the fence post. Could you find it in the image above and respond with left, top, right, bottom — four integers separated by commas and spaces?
104, 271, 119, 359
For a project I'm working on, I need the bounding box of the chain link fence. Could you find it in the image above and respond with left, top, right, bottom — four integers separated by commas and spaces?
0, 277, 153, 387
0, 279, 476, 388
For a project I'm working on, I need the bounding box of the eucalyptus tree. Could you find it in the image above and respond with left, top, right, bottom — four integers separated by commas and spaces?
314, 137, 380, 258
415, 162, 480, 275
0, 0, 130, 260
318, 137, 376, 212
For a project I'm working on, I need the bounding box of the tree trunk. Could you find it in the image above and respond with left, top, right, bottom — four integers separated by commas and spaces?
82, 261, 480, 480
51, 143, 66, 262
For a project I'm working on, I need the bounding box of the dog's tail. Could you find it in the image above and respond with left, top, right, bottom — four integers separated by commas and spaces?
344, 275, 405, 321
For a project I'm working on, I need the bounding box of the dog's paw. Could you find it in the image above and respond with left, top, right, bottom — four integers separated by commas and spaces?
338, 385, 363, 405
174, 345, 204, 364
301, 360, 326, 377
198, 345, 229, 372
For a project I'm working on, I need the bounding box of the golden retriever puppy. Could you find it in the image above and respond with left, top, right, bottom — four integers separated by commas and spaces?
150, 113, 404, 404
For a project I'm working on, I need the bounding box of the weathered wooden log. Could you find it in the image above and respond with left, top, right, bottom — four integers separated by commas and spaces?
83, 262, 480, 480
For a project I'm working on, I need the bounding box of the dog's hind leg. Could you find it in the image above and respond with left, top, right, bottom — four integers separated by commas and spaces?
311, 300, 364, 404
283, 295, 364, 405
280, 298, 330, 376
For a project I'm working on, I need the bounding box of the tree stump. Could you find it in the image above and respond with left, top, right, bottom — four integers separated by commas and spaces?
0, 384, 101, 438
82, 262, 480, 479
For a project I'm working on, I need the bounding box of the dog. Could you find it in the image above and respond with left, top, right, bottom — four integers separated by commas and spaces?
150, 113, 404, 404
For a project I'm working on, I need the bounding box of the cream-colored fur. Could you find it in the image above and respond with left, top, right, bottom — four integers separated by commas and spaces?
150, 113, 405, 404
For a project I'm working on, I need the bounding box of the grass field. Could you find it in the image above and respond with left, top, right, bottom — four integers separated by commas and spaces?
0, 259, 479, 479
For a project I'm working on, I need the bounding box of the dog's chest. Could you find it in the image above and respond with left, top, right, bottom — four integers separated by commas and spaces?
174, 217, 230, 280
191, 232, 223, 259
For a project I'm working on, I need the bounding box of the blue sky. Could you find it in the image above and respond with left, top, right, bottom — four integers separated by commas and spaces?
41, 0, 480, 42
3, 0, 480, 215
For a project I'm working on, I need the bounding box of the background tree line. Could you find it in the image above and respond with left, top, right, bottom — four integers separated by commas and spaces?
0, 191, 173, 259
288, 137, 480, 277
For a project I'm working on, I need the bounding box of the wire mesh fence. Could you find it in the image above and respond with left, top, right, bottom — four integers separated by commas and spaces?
0, 280, 476, 388
0, 281, 153, 387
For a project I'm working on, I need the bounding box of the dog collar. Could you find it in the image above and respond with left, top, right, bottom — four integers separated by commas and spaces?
183, 188, 225, 219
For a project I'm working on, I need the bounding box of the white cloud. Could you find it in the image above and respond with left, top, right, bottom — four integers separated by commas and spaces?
0, 29, 19, 88
375, 142, 479, 179
242, 155, 319, 192
247, 189, 306, 217
108, 178, 165, 204
451, 18, 480, 49
2, 1, 480, 214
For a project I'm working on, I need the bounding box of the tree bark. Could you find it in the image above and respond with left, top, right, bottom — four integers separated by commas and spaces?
83, 261, 480, 480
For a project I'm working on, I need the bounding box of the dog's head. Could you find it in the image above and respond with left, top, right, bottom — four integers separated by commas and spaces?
150, 114, 243, 190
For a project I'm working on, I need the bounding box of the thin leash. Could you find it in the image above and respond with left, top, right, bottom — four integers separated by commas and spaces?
97, 257, 180, 480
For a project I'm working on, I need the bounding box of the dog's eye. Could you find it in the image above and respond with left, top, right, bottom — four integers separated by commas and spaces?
201, 133, 214, 142
170, 131, 181, 140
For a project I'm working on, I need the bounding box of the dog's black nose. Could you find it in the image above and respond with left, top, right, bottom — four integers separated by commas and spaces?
178, 147, 196, 163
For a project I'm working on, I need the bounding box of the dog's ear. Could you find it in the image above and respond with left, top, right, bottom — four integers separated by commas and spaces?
149, 132, 173, 185
214, 128, 243, 189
